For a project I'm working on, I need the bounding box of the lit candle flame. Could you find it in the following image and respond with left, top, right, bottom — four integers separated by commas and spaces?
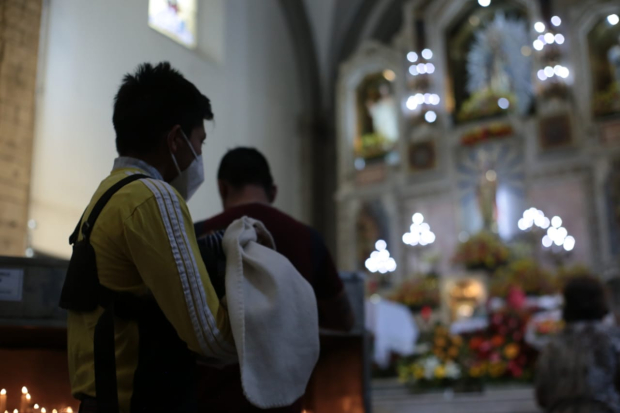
13, 410, 18, 413
41, 409, 46, 413
33, 405, 39, 410
52, 410, 57, 413
21, 387, 28, 395
1, 389, 6, 395
26, 395, 31, 401
66, 408, 73, 413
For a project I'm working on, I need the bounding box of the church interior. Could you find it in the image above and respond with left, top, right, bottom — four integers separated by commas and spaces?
1, 0, 620, 412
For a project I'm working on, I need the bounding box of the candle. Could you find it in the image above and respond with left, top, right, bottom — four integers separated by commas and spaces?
0, 389, 6, 413
41, 409, 46, 413
20, 387, 28, 413
26, 395, 32, 413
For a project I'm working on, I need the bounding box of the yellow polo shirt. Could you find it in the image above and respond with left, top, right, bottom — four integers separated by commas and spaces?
67, 158, 236, 412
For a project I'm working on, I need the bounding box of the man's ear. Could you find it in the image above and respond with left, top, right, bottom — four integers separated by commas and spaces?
166, 125, 183, 153
268, 185, 278, 204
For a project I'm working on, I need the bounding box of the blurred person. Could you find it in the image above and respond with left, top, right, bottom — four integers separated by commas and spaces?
607, 277, 620, 325
59, 62, 236, 413
194, 147, 354, 413
535, 276, 620, 413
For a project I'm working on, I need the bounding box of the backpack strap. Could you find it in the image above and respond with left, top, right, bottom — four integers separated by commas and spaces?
71, 174, 149, 245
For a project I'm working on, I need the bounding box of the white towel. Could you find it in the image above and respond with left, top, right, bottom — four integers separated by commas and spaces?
222, 217, 320, 409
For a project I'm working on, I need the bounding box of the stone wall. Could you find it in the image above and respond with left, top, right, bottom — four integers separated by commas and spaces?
0, 0, 42, 256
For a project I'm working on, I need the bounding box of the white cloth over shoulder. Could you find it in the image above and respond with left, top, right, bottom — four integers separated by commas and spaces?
222, 216, 320, 409
365, 299, 418, 368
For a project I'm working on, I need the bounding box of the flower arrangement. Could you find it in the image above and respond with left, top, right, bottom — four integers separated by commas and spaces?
453, 232, 510, 272
398, 326, 464, 389
457, 89, 516, 122
356, 132, 395, 160
593, 81, 620, 118
490, 259, 557, 298
463, 309, 536, 382
388, 276, 441, 310
399, 310, 537, 391
461, 122, 514, 146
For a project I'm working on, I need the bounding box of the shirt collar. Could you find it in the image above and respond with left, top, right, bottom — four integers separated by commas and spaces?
112, 157, 163, 181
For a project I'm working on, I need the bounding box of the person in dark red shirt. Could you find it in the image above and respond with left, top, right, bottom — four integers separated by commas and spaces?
194, 147, 354, 413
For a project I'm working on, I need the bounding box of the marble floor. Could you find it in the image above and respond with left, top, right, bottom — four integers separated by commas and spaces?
372, 379, 541, 413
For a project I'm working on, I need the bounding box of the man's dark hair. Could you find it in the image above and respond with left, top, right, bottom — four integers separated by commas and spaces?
563, 276, 608, 323
113, 62, 213, 155
217, 148, 274, 192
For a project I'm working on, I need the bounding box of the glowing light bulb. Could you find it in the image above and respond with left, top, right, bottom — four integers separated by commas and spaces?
478, 0, 491, 7
555, 34, 565, 44
421, 49, 433, 60
551, 16, 562, 27
425, 111, 437, 123
412, 213, 424, 224
534, 22, 546, 33
407, 51, 418, 62
533, 40, 544, 51
608, 14, 619, 26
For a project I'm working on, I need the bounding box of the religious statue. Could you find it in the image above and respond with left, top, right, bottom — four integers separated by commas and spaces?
366, 83, 399, 145
608, 34, 620, 86
485, 26, 511, 94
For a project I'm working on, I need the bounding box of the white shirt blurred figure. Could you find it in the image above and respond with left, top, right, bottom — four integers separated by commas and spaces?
366, 84, 399, 145
365, 297, 418, 368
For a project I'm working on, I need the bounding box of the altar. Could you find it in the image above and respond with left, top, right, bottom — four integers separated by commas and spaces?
335, 0, 620, 398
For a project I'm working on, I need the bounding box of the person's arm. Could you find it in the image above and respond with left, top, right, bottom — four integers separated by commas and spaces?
123, 180, 236, 361
311, 230, 355, 332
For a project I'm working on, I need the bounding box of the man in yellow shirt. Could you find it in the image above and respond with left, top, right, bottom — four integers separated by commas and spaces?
59, 62, 236, 413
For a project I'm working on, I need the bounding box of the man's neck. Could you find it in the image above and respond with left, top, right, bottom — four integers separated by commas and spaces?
224, 186, 271, 210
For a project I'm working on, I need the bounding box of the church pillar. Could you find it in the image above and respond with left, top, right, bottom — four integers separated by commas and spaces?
0, 0, 42, 256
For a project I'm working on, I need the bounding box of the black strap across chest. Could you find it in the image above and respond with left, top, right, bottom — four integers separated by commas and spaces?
69, 174, 148, 245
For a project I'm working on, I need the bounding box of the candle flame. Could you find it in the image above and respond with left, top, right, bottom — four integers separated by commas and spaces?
0, 389, 5, 395
21, 387, 28, 394
52, 410, 57, 413
33, 405, 39, 410
41, 409, 46, 413
13, 410, 18, 413
66, 408, 73, 413
26, 395, 31, 401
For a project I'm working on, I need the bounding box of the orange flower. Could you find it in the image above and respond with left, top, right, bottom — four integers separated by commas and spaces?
504, 343, 520, 360
491, 335, 504, 347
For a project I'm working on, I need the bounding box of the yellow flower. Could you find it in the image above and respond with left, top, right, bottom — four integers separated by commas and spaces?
435, 365, 446, 379
489, 361, 506, 378
469, 366, 482, 378
435, 326, 449, 336
504, 343, 520, 360
448, 346, 460, 359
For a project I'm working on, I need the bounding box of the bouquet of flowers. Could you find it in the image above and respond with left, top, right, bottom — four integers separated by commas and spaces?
463, 309, 537, 382
453, 232, 510, 272
490, 259, 557, 298
399, 326, 464, 389
461, 122, 513, 146
388, 276, 441, 311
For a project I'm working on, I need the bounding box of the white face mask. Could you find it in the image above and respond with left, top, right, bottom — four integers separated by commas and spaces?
169, 131, 204, 201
